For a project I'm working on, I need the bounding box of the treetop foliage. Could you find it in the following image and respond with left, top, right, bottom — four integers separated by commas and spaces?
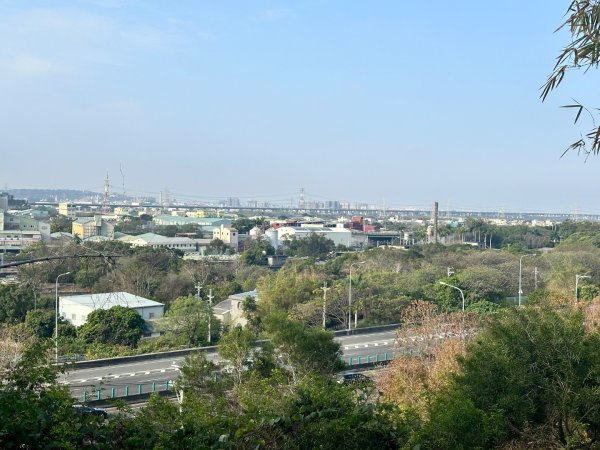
542, 0, 600, 156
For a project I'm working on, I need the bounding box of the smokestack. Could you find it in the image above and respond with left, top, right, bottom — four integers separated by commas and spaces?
433, 201, 439, 244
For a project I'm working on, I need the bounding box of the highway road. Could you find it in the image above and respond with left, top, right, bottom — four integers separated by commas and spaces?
64, 329, 398, 401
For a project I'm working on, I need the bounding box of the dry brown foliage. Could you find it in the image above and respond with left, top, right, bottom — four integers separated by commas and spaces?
0, 323, 33, 371
581, 296, 600, 333
377, 300, 483, 416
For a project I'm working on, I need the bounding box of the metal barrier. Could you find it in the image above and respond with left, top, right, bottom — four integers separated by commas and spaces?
80, 380, 174, 402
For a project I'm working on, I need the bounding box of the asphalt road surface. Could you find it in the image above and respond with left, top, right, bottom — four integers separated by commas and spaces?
64, 329, 398, 401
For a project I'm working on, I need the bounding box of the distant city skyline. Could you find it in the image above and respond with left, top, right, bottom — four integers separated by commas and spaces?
4, 185, 597, 217
2, 1, 600, 213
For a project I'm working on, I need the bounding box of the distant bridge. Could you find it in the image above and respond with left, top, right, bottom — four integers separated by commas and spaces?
31, 201, 600, 222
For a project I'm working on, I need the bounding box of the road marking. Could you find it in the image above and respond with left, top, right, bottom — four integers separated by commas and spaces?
354, 345, 359, 349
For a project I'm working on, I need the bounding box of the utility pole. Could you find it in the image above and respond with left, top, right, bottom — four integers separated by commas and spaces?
195, 282, 202, 299
321, 281, 330, 329
207, 288, 214, 344
534, 267, 538, 290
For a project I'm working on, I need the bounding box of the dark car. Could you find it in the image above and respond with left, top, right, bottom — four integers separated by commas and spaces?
336, 372, 368, 384
73, 404, 108, 420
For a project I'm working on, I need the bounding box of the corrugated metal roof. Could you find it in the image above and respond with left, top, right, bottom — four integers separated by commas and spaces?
60, 292, 163, 309
130, 233, 195, 244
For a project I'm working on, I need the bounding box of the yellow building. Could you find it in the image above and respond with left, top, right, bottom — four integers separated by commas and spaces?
72, 216, 114, 240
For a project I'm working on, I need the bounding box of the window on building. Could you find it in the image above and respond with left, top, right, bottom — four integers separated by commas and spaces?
149, 312, 155, 319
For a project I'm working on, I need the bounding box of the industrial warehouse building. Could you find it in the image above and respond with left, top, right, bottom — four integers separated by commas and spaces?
59, 292, 164, 336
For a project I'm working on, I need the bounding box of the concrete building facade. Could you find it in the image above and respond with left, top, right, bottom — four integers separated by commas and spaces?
212, 224, 239, 248
0, 209, 51, 251
212, 290, 258, 328
72, 216, 115, 240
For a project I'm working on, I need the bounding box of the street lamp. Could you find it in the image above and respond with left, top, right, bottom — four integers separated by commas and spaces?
575, 274, 592, 302
439, 281, 465, 312
518, 254, 537, 307
348, 262, 364, 333
55, 271, 70, 363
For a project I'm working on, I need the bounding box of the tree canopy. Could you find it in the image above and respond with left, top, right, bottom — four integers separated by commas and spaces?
78, 305, 145, 347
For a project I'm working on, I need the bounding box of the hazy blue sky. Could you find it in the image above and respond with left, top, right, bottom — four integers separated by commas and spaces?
1, 1, 599, 213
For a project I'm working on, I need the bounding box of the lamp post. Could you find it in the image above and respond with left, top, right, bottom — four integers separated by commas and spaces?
55, 271, 70, 363
518, 254, 536, 307
207, 288, 214, 343
439, 281, 465, 312
575, 274, 592, 302
321, 281, 330, 329
348, 262, 364, 333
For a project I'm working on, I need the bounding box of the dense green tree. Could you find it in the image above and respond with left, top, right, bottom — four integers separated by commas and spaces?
78, 305, 145, 347
264, 313, 343, 381
434, 275, 466, 311
256, 262, 322, 313
204, 238, 230, 255
465, 300, 501, 314
232, 217, 266, 234
217, 327, 255, 386
241, 294, 262, 332
419, 307, 600, 448
0, 343, 107, 449
158, 295, 218, 347
24, 309, 55, 339
580, 284, 600, 301
176, 352, 222, 398
0, 284, 34, 324
238, 376, 411, 449
49, 215, 73, 233
240, 236, 274, 265
283, 232, 335, 259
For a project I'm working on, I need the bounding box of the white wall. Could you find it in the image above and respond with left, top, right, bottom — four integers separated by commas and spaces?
60, 299, 93, 327
60, 300, 164, 327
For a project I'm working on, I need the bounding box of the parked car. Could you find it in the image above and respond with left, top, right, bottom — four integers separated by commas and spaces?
336, 372, 368, 384
72, 404, 108, 419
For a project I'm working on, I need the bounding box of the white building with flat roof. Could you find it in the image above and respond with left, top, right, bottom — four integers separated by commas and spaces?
267, 226, 352, 249
59, 291, 164, 336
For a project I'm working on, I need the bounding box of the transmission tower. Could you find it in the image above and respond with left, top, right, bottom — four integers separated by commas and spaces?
102, 173, 111, 214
